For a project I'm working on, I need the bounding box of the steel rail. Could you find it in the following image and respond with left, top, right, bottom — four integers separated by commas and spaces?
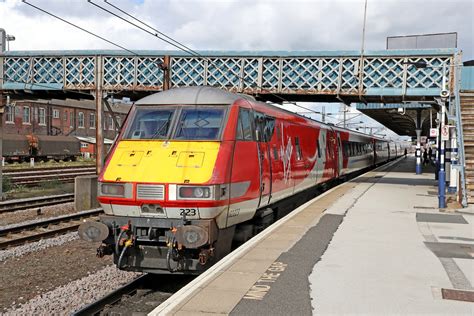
0, 193, 75, 213
72, 273, 193, 315
3, 165, 95, 174
0, 208, 103, 249
11, 172, 95, 186
5, 168, 96, 177
72, 274, 154, 316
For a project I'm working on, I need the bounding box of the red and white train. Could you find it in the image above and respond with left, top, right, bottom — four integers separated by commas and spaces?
79, 86, 406, 274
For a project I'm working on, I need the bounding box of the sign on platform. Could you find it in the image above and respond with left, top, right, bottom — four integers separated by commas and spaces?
430, 128, 438, 137
421, 136, 427, 144
441, 126, 450, 141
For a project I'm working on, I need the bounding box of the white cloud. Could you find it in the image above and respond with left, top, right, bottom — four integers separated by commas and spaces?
0, 0, 472, 58
0, 0, 472, 137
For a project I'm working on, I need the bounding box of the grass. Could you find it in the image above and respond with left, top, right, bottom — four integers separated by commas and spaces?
3, 182, 75, 200
39, 179, 63, 190
3, 157, 96, 170
0, 158, 95, 200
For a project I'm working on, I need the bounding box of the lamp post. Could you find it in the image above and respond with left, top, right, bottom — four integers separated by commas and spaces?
438, 65, 449, 209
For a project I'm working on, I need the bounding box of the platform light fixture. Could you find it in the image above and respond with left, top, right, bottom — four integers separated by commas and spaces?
6, 34, 15, 51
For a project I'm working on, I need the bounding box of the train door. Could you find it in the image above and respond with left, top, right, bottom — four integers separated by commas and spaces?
327, 130, 337, 178
228, 107, 261, 227
254, 111, 272, 208
372, 140, 377, 165
336, 131, 343, 177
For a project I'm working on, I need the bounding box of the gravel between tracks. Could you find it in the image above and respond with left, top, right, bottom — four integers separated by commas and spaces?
0, 237, 113, 312
4, 265, 141, 315
0, 202, 76, 228
0, 232, 79, 262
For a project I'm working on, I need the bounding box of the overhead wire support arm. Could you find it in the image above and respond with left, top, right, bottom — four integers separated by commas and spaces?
103, 98, 121, 132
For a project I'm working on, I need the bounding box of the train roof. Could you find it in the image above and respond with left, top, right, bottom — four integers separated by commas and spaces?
135, 86, 390, 142
135, 86, 255, 105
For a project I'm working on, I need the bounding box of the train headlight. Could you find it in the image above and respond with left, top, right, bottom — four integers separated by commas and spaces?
178, 186, 212, 200
176, 225, 209, 248
101, 183, 124, 196
99, 182, 132, 198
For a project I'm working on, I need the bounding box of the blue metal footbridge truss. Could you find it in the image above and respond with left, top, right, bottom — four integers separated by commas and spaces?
0, 49, 459, 103
1, 48, 473, 204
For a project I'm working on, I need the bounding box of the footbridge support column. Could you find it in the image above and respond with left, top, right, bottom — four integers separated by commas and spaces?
438, 68, 449, 209
95, 56, 104, 175
438, 104, 447, 208
415, 109, 422, 175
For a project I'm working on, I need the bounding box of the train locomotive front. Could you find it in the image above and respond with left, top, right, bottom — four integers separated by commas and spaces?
81, 87, 254, 273
79, 86, 396, 274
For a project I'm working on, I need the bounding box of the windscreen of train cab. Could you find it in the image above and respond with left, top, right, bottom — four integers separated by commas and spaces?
174, 107, 226, 140
122, 106, 227, 140
123, 107, 176, 139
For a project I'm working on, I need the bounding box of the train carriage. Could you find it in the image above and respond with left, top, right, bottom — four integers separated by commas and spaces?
80, 86, 396, 274
2, 134, 81, 163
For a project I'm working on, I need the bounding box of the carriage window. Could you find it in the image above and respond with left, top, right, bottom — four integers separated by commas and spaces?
295, 137, 302, 160
317, 140, 321, 158
124, 108, 175, 139
175, 108, 225, 140
276, 124, 281, 140
236, 115, 244, 139
264, 116, 275, 142
273, 146, 279, 160
254, 112, 265, 142
237, 108, 253, 140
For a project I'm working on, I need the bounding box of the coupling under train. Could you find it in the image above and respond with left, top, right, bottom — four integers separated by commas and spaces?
79, 86, 407, 274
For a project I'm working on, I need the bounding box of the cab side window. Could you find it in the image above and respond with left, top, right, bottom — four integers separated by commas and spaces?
237, 108, 253, 140
295, 137, 303, 160
264, 116, 275, 142
254, 112, 265, 142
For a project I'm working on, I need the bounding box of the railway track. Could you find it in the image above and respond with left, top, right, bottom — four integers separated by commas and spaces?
3, 165, 95, 173
4, 166, 96, 186
72, 274, 193, 316
0, 208, 103, 249
0, 193, 75, 213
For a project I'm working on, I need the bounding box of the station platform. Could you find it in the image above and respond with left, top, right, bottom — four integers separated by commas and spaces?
151, 157, 474, 315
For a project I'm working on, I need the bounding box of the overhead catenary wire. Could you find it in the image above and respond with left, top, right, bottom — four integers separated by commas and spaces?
21, 0, 331, 118
89, 0, 323, 116
87, 0, 200, 56
103, 0, 202, 58
20, 0, 147, 99
22, 0, 138, 56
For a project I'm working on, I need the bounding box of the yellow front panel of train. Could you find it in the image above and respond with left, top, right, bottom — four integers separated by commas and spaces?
103, 140, 220, 183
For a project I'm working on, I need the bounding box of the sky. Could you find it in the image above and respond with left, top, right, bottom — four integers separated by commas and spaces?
1, 0, 473, 138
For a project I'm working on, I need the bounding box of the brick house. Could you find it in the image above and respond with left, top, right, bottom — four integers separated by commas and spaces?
4, 98, 130, 156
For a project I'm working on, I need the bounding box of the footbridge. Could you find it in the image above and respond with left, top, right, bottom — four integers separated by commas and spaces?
1, 48, 473, 205
0, 49, 459, 103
